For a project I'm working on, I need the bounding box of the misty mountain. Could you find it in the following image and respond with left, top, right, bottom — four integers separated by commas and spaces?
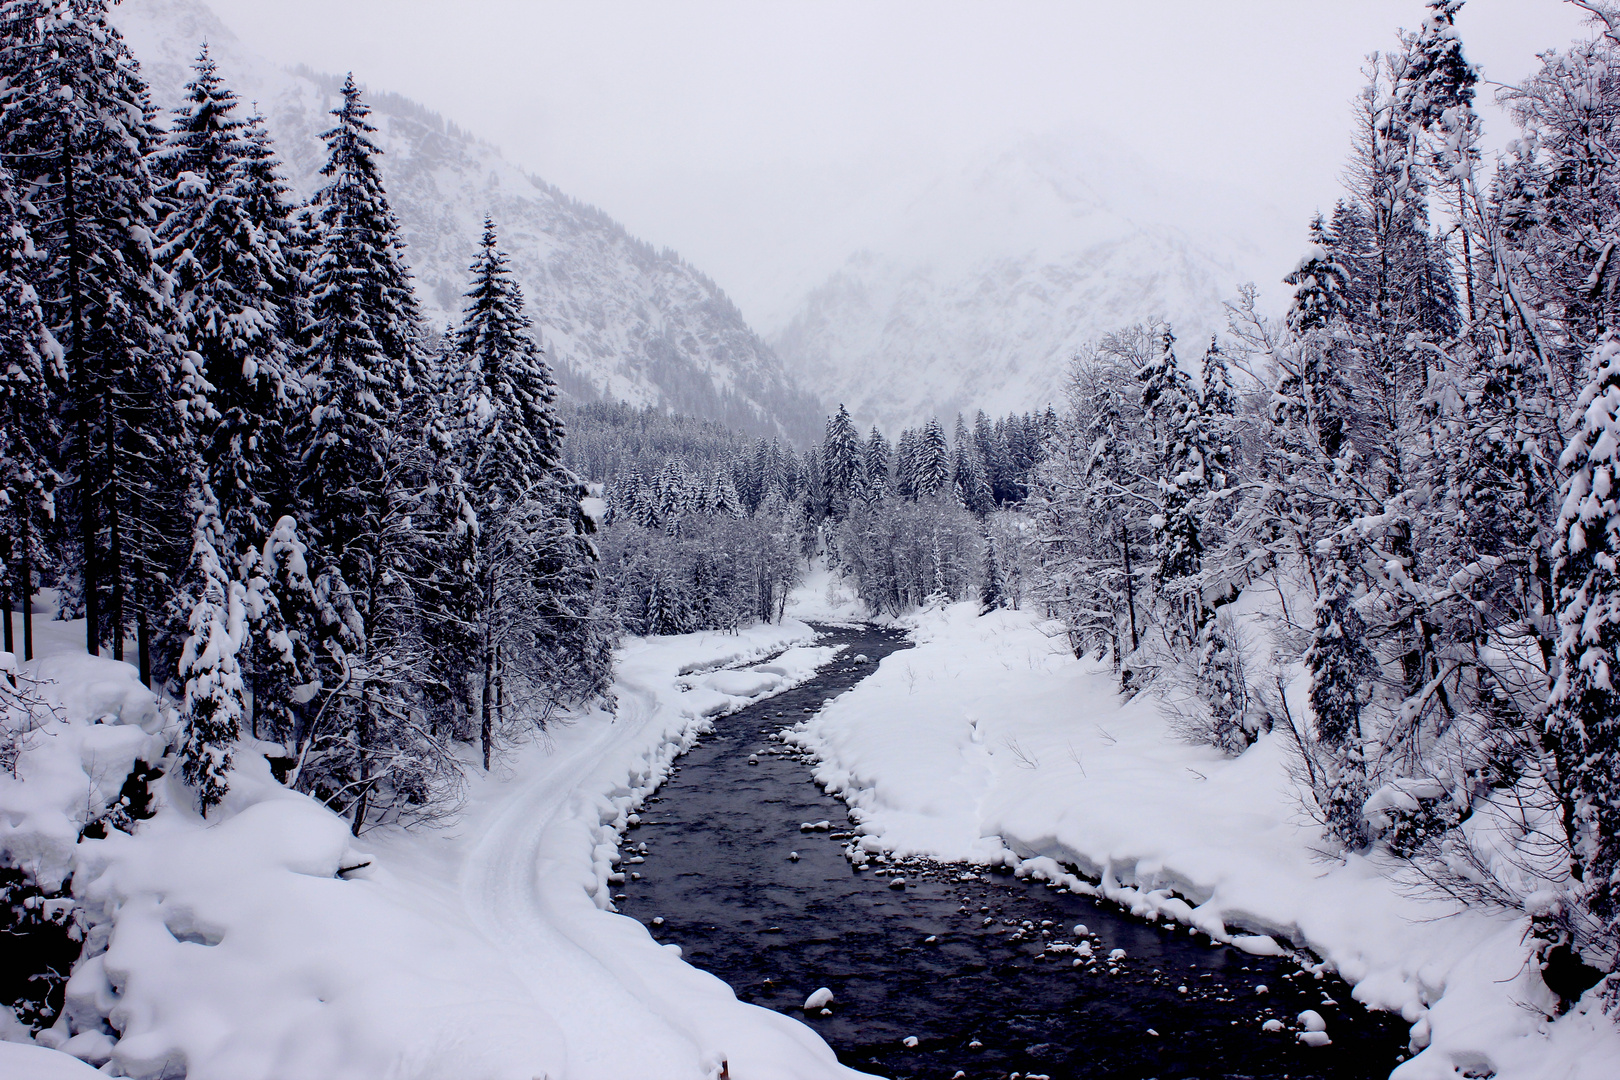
766, 134, 1269, 432
114, 0, 823, 445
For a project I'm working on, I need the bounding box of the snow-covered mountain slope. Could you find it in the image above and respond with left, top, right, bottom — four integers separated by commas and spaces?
767, 134, 1276, 432
113, 0, 823, 445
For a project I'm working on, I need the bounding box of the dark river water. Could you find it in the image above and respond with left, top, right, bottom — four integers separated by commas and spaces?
617, 623, 1410, 1079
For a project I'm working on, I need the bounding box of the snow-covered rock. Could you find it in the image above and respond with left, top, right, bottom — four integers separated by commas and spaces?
803, 987, 835, 1011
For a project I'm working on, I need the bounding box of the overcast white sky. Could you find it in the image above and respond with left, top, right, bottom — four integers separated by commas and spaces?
201, 0, 1591, 322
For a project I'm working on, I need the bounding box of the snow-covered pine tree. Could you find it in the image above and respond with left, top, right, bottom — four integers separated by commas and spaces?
0, 0, 203, 677
980, 528, 1008, 613
1085, 381, 1146, 656
1138, 327, 1210, 636
654, 460, 686, 528
710, 469, 744, 518
1282, 215, 1352, 337
299, 74, 420, 558
893, 429, 919, 501
1195, 609, 1258, 756
1548, 330, 1620, 976
741, 438, 770, 511
155, 48, 308, 728
864, 426, 891, 503
973, 411, 1008, 504
952, 413, 994, 515
252, 516, 321, 750
628, 471, 660, 529
458, 218, 563, 496
296, 75, 435, 828
822, 404, 865, 518
172, 490, 250, 814
0, 162, 57, 665
645, 572, 680, 635
414, 351, 481, 741
916, 418, 952, 497
452, 219, 609, 764
155, 47, 302, 516
1305, 580, 1377, 848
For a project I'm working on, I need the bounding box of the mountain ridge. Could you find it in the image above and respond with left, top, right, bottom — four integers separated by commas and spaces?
766, 132, 1263, 432
114, 0, 825, 446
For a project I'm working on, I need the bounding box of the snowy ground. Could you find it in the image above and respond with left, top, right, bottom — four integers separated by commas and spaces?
782, 600, 1620, 1080
782, 564, 871, 625
3, 609, 865, 1080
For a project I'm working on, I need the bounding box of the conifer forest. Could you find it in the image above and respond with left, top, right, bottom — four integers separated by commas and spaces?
5, 2, 1620, 1079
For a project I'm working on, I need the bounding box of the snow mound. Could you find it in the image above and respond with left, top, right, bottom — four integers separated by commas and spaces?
705, 670, 783, 698
0, 1042, 105, 1078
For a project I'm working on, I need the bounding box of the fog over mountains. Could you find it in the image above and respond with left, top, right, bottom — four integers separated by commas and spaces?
117, 0, 1277, 440
116, 0, 825, 445
763, 133, 1267, 431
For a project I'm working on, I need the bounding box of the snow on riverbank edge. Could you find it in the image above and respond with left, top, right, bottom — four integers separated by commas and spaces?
781, 601, 1620, 1080
3, 615, 866, 1080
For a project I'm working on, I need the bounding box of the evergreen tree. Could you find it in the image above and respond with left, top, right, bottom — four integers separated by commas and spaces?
1283, 215, 1351, 335
251, 515, 321, 749
864, 426, 891, 502
974, 410, 1009, 503
449, 219, 608, 766
1138, 328, 1208, 631
172, 490, 250, 815
916, 418, 952, 497
1200, 338, 1237, 495
953, 413, 994, 515
1305, 582, 1377, 848
457, 218, 564, 494
296, 74, 428, 828
299, 74, 421, 566
155, 47, 301, 657
1548, 331, 1620, 969
894, 429, 919, 500
980, 529, 1008, 613
822, 404, 864, 517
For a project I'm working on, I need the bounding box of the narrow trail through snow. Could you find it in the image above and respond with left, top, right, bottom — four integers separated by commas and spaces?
618, 622, 1411, 1079
457, 680, 697, 1077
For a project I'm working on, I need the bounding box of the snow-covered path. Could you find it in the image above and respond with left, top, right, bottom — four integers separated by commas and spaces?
380, 625, 868, 1080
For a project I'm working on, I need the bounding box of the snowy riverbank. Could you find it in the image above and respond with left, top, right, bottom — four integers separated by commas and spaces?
782, 601, 1620, 1080
2, 612, 861, 1080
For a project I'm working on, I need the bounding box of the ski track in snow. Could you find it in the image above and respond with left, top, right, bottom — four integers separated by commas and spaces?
434, 626, 869, 1080
457, 679, 695, 1078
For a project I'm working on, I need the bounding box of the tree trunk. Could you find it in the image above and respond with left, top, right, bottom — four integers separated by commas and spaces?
495, 646, 504, 727
132, 491, 149, 685
1, 535, 11, 683
63, 138, 98, 657
480, 576, 497, 771
1457, 180, 1476, 325
19, 509, 31, 663
136, 594, 152, 688
1121, 521, 1140, 653
107, 417, 123, 663
480, 638, 496, 771
351, 693, 372, 836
